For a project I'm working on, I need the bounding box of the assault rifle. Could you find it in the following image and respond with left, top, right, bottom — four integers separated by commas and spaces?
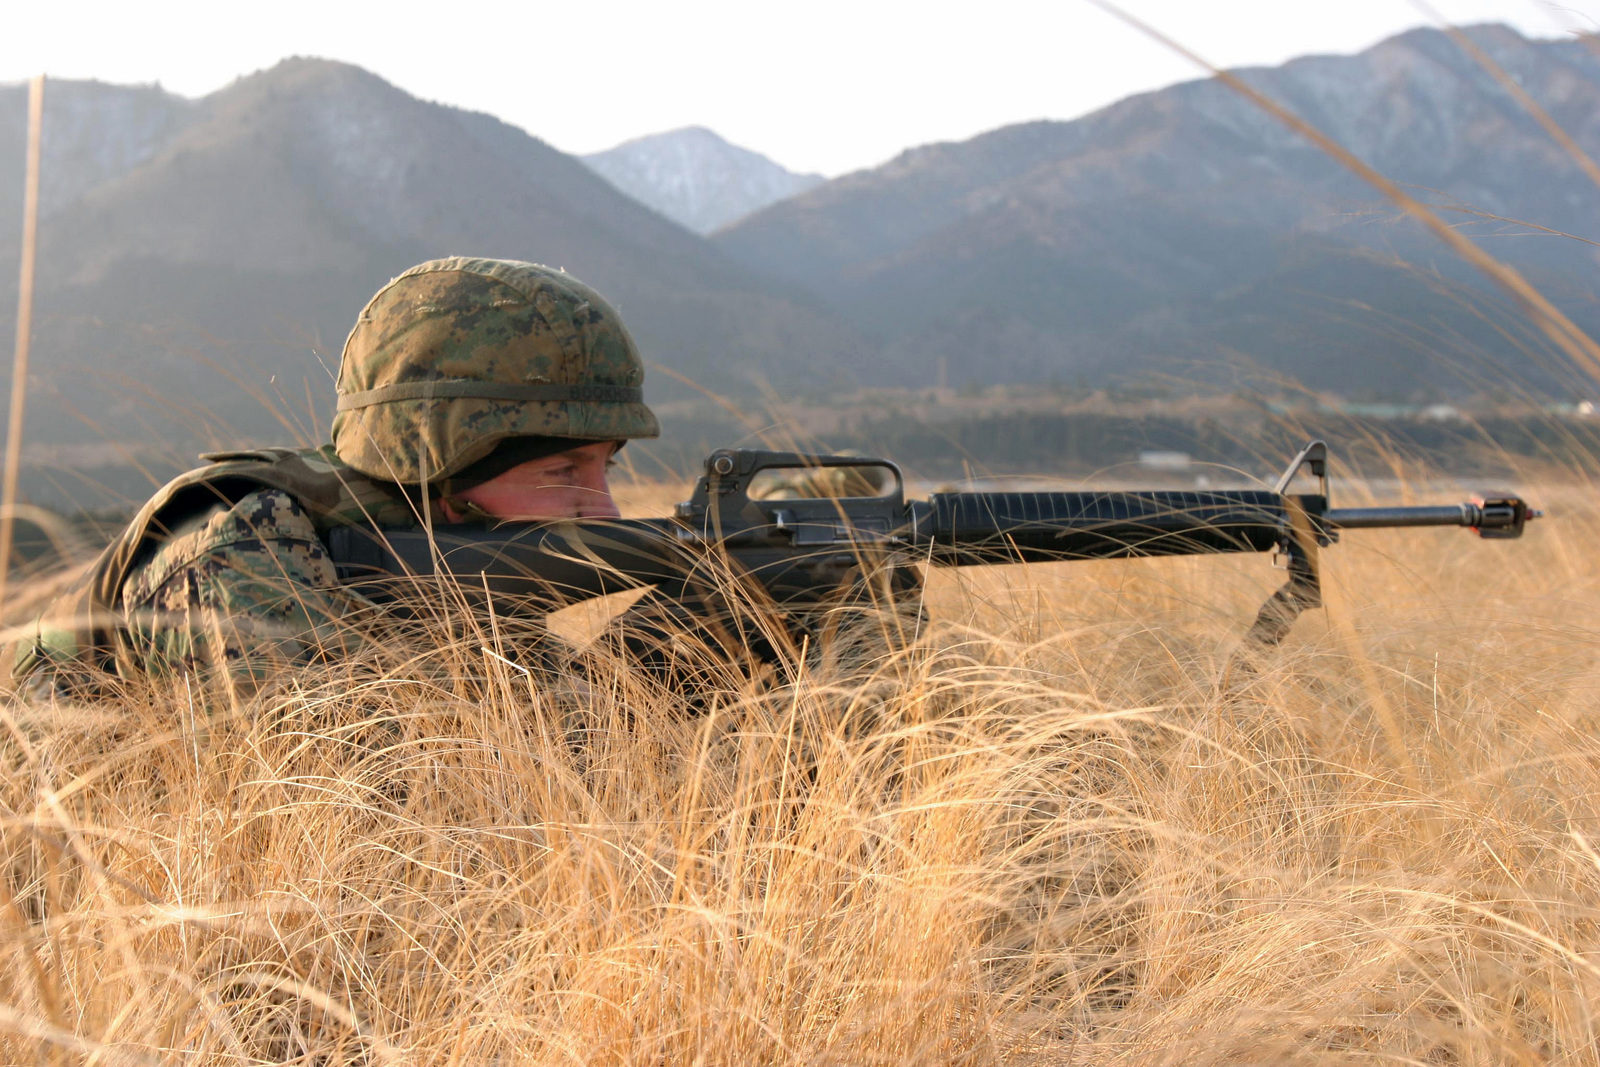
326, 440, 1539, 647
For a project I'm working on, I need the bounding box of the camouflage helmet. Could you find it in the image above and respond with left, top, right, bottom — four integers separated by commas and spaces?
331, 256, 659, 486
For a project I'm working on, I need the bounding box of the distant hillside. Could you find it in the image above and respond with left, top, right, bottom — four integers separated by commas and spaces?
716, 24, 1600, 397
583, 126, 824, 234
0, 62, 867, 458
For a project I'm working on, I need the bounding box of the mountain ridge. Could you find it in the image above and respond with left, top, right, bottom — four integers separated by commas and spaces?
713, 23, 1600, 394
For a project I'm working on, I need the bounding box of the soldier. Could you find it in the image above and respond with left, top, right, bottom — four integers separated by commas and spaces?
14, 256, 660, 695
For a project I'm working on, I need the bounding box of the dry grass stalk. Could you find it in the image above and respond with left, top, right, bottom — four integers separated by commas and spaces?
0, 74, 45, 610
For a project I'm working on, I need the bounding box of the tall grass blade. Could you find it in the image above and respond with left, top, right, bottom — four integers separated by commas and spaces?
0, 74, 44, 609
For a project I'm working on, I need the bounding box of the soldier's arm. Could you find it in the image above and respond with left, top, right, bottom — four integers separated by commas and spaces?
119, 488, 377, 688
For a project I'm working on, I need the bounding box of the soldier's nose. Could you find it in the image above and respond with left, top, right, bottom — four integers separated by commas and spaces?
580, 489, 622, 519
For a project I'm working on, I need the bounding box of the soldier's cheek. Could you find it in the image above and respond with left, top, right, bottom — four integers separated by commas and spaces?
456, 482, 556, 521
530, 485, 608, 521
515, 487, 576, 520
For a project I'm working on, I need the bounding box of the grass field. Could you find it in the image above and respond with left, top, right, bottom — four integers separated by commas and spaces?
0, 472, 1596, 1065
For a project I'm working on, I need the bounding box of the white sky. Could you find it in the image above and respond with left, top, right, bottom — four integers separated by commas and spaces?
4, 0, 1597, 176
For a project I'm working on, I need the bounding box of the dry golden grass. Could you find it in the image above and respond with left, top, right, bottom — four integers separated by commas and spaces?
0, 474, 1596, 1065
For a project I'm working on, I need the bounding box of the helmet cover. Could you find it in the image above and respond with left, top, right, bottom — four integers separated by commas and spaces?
332, 256, 659, 485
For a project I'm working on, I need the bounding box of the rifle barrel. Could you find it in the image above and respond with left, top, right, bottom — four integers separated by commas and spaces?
1324, 502, 1520, 530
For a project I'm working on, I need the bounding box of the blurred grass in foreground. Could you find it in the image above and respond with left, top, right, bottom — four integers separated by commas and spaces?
0, 474, 1594, 1065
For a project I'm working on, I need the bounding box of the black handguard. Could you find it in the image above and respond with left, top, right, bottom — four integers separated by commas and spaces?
325, 441, 1539, 645
915, 488, 1287, 562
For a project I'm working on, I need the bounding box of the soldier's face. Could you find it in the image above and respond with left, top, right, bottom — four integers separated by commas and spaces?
441, 441, 623, 521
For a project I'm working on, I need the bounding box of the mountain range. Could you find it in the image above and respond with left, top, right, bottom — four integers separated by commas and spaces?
0, 23, 1596, 477
715, 23, 1600, 396
582, 126, 823, 234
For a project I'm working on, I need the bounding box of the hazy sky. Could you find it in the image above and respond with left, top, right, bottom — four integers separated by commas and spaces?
4, 0, 1596, 175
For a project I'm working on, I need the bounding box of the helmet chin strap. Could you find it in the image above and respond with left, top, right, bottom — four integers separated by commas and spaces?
440, 492, 498, 524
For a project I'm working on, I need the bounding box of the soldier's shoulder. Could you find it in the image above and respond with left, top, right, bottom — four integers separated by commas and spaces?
190, 445, 415, 529
123, 487, 325, 607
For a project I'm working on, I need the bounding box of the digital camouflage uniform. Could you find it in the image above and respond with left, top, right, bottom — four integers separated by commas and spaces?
15, 257, 660, 695
115, 485, 370, 681
17, 446, 432, 693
